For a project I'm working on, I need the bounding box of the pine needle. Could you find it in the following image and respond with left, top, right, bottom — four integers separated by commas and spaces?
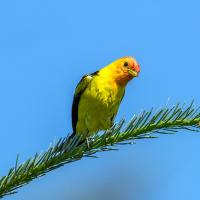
0, 102, 200, 198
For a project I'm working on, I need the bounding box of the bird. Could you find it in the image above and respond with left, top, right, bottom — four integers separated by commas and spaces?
70, 56, 140, 144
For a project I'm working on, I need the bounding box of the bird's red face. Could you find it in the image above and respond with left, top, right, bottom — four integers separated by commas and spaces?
123, 56, 140, 78
113, 56, 140, 85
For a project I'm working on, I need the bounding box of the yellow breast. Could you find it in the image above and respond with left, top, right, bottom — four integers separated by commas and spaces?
76, 75, 125, 136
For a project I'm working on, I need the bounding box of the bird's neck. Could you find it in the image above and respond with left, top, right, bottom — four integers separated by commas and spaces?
100, 64, 132, 86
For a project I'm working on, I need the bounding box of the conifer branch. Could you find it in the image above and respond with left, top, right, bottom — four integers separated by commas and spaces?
0, 101, 200, 198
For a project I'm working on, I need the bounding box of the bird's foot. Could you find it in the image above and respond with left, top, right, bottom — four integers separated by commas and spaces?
86, 137, 91, 148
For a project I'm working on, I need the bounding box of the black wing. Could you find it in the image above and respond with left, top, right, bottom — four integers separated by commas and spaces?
71, 71, 99, 134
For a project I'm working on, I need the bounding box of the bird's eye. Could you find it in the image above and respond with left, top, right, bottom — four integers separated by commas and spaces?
124, 62, 129, 67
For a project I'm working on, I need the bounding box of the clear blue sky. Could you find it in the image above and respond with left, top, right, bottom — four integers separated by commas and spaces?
0, 0, 200, 199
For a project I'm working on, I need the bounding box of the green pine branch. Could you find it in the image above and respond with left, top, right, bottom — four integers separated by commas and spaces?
0, 101, 200, 198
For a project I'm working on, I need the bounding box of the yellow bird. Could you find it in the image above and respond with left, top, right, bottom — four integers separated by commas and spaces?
71, 56, 140, 142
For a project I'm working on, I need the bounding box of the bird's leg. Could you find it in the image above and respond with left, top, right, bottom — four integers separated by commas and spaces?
86, 137, 90, 148
85, 130, 91, 149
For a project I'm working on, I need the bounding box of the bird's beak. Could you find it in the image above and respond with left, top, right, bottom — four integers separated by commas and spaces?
128, 69, 139, 77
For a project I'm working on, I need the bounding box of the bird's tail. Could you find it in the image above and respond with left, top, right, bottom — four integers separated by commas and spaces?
67, 132, 76, 141
67, 132, 85, 146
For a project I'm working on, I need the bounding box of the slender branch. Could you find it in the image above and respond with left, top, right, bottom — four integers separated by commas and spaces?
0, 101, 200, 198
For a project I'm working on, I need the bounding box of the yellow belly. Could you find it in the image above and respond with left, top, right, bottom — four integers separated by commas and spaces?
76, 77, 124, 136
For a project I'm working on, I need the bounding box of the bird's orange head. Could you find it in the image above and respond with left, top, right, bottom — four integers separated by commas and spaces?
110, 56, 140, 86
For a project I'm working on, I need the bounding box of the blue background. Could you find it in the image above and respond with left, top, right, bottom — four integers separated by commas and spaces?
0, 0, 200, 199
